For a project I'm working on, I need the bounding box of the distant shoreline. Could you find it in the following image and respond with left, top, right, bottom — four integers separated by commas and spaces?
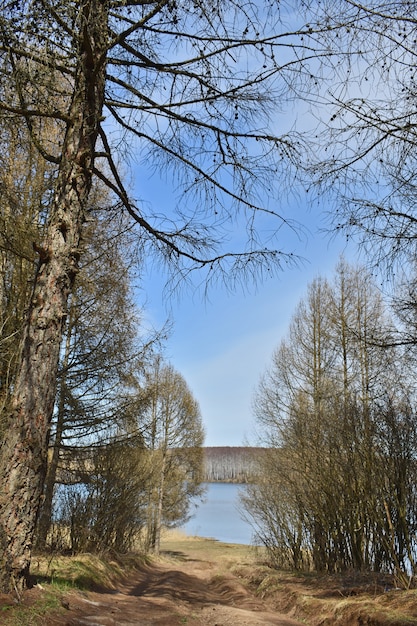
203, 446, 263, 483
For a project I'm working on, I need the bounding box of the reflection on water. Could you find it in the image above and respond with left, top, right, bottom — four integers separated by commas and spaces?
182, 482, 254, 545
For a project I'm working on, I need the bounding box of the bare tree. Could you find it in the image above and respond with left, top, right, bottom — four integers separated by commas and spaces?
55, 438, 153, 554
245, 261, 414, 574
294, 1, 417, 271
35, 211, 154, 550
0, 0, 108, 591
141, 359, 205, 554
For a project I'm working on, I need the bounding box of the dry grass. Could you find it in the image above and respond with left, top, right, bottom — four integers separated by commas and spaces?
2, 532, 417, 625
160, 527, 260, 564
0, 551, 148, 626
31, 551, 148, 590
162, 531, 417, 624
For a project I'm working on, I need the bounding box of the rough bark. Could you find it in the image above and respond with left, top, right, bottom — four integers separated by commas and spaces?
35, 317, 72, 550
0, 0, 108, 593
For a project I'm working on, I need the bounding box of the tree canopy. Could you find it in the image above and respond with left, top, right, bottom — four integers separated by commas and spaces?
294, 1, 417, 270
0, 0, 313, 286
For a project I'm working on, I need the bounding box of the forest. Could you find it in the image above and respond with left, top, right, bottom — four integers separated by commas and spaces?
1, 0, 417, 595
203, 447, 262, 483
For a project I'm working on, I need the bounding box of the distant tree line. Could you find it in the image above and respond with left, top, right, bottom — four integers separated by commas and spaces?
56, 446, 265, 491
203, 447, 262, 483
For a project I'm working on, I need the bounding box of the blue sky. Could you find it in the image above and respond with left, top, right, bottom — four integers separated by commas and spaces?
127, 2, 362, 447
140, 202, 358, 447
130, 96, 360, 448
121, 2, 367, 447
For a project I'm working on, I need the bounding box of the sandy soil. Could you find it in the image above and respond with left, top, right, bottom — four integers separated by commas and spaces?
31, 537, 304, 626
3, 533, 417, 625
53, 560, 303, 625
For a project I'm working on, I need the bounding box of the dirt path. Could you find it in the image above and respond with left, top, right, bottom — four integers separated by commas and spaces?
45, 543, 304, 626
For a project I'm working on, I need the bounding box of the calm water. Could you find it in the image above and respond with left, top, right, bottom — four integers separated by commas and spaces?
182, 482, 254, 545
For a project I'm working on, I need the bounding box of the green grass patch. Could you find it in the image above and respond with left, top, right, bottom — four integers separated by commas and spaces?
0, 551, 150, 626
0, 588, 62, 626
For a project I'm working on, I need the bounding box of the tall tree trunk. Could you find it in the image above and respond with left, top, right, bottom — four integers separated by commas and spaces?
0, 0, 108, 593
35, 315, 73, 551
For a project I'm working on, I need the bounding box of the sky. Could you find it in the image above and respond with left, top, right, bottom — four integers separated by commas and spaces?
129, 2, 364, 448
140, 201, 358, 448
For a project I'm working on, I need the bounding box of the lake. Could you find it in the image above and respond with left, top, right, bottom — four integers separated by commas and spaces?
181, 482, 255, 545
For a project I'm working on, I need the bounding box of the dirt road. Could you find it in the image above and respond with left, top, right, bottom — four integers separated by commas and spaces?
7, 534, 416, 625
47, 542, 304, 625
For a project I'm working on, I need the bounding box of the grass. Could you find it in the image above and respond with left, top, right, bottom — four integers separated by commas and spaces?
32, 550, 148, 589
2, 532, 417, 625
161, 532, 417, 625
0, 583, 62, 626
0, 551, 149, 626
160, 527, 261, 565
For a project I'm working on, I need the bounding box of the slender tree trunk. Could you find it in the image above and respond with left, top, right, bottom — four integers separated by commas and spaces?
154, 450, 167, 555
0, 0, 108, 593
35, 315, 72, 550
